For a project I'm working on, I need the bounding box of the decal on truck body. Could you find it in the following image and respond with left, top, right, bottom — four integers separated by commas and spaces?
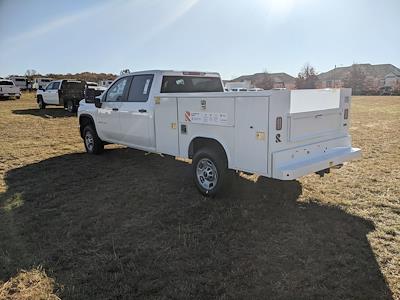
184, 111, 228, 125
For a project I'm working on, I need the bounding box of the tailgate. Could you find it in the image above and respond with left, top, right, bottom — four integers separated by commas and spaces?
0, 86, 19, 94
269, 88, 359, 180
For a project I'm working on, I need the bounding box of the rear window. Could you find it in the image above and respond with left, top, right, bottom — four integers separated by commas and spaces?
0, 81, 14, 86
15, 78, 26, 82
161, 76, 223, 93
62, 81, 85, 90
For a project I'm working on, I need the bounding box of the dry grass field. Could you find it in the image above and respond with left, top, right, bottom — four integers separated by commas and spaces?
0, 93, 399, 299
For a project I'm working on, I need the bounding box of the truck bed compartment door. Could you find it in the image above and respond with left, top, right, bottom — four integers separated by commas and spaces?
288, 109, 342, 142
155, 97, 179, 156
234, 97, 269, 175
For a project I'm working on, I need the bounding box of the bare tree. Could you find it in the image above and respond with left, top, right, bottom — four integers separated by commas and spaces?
253, 69, 274, 90
295, 63, 318, 89
25, 69, 38, 78
343, 64, 366, 95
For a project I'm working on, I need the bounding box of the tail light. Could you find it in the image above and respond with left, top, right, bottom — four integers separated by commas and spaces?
276, 117, 282, 130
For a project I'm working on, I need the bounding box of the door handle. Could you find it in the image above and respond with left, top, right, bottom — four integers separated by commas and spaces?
112, 108, 119, 111
138, 109, 147, 113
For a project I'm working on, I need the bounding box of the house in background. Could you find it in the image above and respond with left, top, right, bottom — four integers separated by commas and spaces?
318, 64, 400, 91
384, 72, 400, 88
229, 72, 296, 90
225, 80, 252, 91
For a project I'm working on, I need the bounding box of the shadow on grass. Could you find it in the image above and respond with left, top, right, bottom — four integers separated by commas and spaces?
12, 108, 75, 118
0, 148, 393, 299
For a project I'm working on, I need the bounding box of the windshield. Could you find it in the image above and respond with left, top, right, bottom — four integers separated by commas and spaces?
161, 76, 223, 93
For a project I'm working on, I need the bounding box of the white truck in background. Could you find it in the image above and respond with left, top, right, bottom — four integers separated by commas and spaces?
8, 76, 28, 90
78, 70, 361, 196
32, 78, 53, 90
36, 79, 86, 112
0, 79, 21, 99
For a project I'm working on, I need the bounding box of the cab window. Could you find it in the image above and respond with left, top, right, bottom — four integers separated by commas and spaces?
105, 77, 130, 102
127, 75, 154, 102
52, 82, 60, 90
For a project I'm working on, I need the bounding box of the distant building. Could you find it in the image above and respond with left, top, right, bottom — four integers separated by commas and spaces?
229, 72, 296, 90
318, 64, 400, 91
225, 80, 252, 91
384, 72, 400, 88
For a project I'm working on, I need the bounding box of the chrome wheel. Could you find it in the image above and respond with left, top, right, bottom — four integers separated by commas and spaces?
85, 131, 94, 152
196, 158, 218, 191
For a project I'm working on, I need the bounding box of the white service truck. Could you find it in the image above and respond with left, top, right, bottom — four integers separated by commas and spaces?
0, 79, 21, 99
9, 76, 28, 90
78, 70, 361, 196
36, 79, 86, 112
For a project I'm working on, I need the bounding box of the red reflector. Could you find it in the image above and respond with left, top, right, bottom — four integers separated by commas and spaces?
344, 109, 349, 119
276, 116, 282, 130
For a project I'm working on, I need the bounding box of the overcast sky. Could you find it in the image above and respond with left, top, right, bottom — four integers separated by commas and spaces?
0, 0, 399, 79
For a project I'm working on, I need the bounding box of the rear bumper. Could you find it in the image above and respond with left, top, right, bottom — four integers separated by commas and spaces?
273, 147, 361, 180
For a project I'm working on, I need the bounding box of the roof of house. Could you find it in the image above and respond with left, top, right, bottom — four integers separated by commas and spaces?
231, 72, 296, 84
318, 64, 400, 81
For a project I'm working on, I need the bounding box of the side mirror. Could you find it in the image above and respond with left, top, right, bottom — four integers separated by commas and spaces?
94, 96, 102, 108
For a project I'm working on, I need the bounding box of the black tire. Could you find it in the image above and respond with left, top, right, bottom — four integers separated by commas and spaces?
83, 125, 104, 154
192, 147, 228, 197
37, 96, 46, 109
66, 100, 77, 113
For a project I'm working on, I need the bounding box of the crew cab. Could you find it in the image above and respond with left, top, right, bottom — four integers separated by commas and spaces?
36, 79, 86, 112
0, 79, 21, 99
78, 70, 361, 196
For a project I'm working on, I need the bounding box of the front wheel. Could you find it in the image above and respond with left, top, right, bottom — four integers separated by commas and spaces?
192, 148, 227, 197
83, 125, 104, 154
38, 96, 46, 109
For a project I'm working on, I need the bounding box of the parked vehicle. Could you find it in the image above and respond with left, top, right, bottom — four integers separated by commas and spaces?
0, 79, 21, 99
36, 79, 86, 112
84, 82, 107, 102
32, 78, 53, 90
78, 70, 361, 196
9, 76, 28, 90
379, 86, 393, 96
99, 79, 114, 87
230, 88, 248, 91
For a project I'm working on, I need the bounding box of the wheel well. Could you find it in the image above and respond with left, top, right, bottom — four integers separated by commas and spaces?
189, 137, 228, 162
79, 115, 95, 138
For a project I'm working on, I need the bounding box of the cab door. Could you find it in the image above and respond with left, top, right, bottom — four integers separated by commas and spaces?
119, 74, 155, 151
96, 76, 131, 143
42, 82, 59, 104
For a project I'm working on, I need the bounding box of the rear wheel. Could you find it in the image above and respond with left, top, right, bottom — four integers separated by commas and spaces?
37, 96, 46, 109
83, 125, 104, 154
66, 100, 76, 113
192, 148, 227, 197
